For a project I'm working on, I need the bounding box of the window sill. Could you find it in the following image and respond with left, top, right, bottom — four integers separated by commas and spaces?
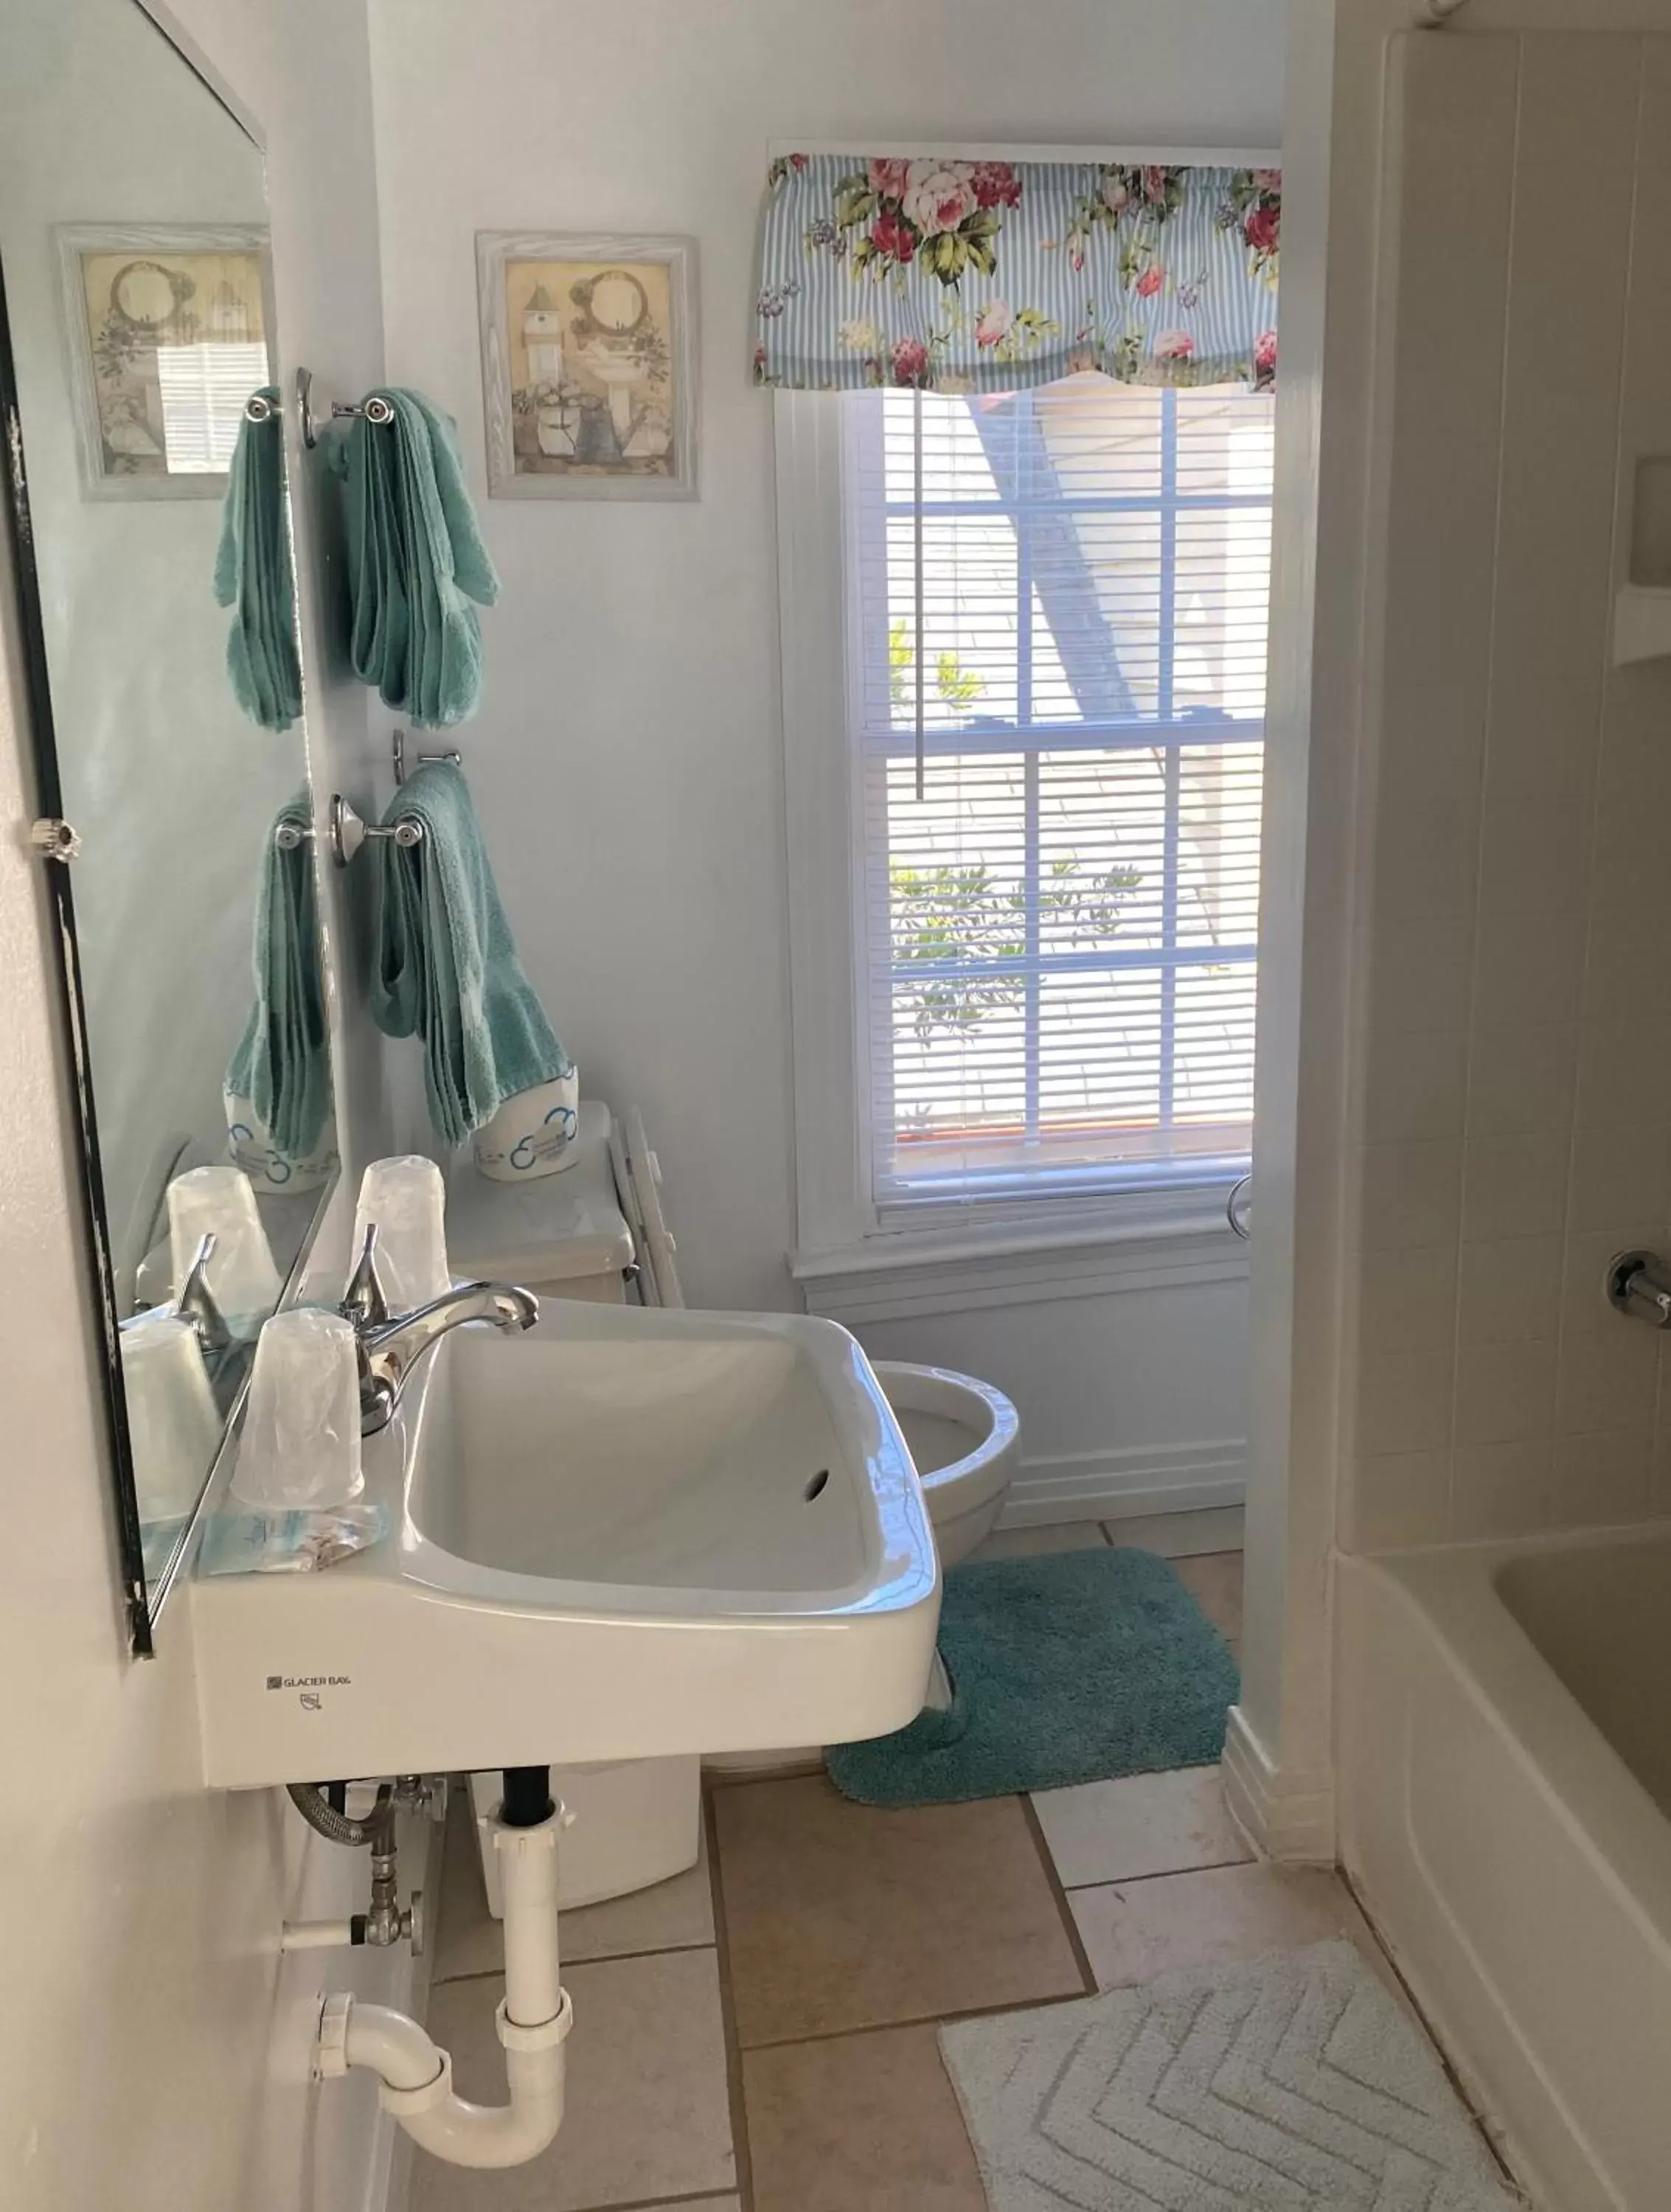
792, 1184, 1248, 1321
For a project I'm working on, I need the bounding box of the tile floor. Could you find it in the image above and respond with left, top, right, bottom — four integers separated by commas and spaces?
409, 1520, 1473, 2211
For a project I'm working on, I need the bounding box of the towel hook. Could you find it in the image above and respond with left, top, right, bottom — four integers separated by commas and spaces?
275, 800, 423, 864
335, 394, 396, 430
294, 368, 397, 451
327, 795, 423, 868
392, 728, 462, 786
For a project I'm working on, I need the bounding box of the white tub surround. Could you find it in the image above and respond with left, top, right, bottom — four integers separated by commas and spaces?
1340, 1531, 1671, 2212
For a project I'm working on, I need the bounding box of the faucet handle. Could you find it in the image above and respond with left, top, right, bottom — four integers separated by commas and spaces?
343, 1221, 392, 1329
177, 1231, 232, 1354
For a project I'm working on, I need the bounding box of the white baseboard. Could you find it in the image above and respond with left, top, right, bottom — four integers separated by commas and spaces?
999, 1438, 1246, 1527
1221, 1703, 1335, 1864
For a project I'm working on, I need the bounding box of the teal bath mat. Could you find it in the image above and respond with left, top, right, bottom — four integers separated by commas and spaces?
826, 1546, 1239, 1809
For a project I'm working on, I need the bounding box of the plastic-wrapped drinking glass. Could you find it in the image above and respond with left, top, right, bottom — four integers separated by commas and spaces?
167, 1164, 282, 1337
231, 1307, 364, 1509
353, 1155, 451, 1310
120, 1312, 223, 1523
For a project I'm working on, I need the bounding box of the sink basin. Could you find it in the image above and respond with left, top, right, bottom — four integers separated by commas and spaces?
191, 1301, 940, 1789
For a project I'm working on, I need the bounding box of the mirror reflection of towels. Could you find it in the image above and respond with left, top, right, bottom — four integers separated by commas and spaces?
224, 794, 333, 1188
214, 386, 302, 731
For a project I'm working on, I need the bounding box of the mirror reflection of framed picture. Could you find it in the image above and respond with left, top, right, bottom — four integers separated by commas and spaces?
54, 223, 270, 500
477, 231, 698, 500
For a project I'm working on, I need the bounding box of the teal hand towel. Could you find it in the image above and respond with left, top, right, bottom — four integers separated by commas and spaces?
370, 762, 571, 1147
226, 794, 331, 1156
214, 387, 302, 732
327, 388, 499, 729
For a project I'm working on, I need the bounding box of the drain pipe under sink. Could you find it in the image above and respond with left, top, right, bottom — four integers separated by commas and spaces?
318, 1767, 574, 2170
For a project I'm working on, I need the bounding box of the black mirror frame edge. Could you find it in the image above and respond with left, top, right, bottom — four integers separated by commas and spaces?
0, 254, 153, 1653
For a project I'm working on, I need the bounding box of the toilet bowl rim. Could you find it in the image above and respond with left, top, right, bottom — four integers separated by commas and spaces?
869, 1358, 1020, 1497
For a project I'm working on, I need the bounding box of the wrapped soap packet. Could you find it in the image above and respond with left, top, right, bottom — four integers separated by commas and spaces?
198, 1499, 390, 1576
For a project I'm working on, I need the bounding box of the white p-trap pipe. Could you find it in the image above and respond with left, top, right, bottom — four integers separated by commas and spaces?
319, 1805, 572, 2171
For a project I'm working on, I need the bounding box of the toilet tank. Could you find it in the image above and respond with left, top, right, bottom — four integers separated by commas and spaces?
445, 1099, 635, 1304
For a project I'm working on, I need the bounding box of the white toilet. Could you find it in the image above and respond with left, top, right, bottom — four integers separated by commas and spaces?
870, 1360, 1021, 1566
868, 1360, 1022, 1716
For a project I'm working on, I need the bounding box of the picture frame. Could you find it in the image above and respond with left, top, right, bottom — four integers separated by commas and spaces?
54, 223, 271, 501
476, 231, 698, 501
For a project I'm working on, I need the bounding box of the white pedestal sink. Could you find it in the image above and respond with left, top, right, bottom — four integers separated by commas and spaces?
191, 1301, 941, 1790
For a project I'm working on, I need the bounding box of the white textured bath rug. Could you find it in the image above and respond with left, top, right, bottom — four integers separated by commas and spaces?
939, 1938, 1523, 2210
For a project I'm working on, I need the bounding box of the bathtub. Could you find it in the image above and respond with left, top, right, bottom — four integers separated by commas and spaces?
1338, 1528, 1671, 2212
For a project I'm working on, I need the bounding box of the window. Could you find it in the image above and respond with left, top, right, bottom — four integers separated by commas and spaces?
838, 375, 1274, 1222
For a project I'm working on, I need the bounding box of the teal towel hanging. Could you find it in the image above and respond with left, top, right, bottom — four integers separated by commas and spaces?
214, 386, 302, 732
225, 793, 332, 1158
370, 761, 571, 1148
327, 388, 500, 728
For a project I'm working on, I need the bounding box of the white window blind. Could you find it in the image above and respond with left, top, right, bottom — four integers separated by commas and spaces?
842, 374, 1274, 1213
153, 340, 269, 473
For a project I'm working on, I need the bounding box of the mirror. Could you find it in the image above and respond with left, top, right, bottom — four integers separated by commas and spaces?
0, 0, 336, 1650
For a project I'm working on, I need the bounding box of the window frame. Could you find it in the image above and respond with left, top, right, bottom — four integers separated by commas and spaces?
777, 378, 1268, 1273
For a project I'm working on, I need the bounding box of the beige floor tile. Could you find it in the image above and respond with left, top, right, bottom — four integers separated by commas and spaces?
1031, 1766, 1251, 1888
1170, 1551, 1243, 1646
1103, 1505, 1246, 1557
431, 1792, 713, 1983
968, 1519, 1110, 1560
409, 1948, 734, 2211
744, 2023, 987, 2212
714, 1774, 1083, 2045
560, 1830, 712, 1964
1069, 1860, 1378, 1990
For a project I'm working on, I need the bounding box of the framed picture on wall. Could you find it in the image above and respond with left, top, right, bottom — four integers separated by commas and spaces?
476, 231, 698, 500
53, 223, 270, 499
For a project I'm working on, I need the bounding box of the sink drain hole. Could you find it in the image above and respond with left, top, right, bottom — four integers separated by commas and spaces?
804, 1469, 830, 1502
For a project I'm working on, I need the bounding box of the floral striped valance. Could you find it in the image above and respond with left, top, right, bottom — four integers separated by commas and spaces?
753, 155, 1279, 395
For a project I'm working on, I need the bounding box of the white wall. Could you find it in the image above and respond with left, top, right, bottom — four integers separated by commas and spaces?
366, 0, 1285, 1319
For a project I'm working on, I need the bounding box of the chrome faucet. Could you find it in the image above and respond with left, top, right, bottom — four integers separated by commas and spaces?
176, 1230, 232, 1354
1605, 1249, 1671, 1329
341, 1222, 538, 1434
